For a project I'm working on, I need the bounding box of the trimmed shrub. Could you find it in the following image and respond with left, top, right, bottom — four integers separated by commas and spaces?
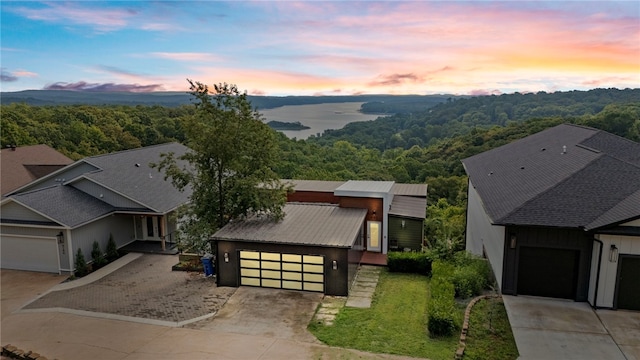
74, 248, 88, 277
427, 277, 457, 337
431, 260, 455, 280
387, 251, 432, 275
91, 240, 106, 269
451, 252, 492, 298
106, 233, 119, 262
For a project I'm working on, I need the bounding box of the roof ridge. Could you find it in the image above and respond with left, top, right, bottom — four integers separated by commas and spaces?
12, 183, 63, 197
86, 142, 181, 160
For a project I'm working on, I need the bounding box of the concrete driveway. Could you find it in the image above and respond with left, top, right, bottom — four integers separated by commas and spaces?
1, 254, 417, 360
503, 295, 640, 360
184, 286, 323, 343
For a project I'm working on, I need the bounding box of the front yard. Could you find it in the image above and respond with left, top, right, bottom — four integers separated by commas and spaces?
309, 270, 463, 360
309, 268, 518, 360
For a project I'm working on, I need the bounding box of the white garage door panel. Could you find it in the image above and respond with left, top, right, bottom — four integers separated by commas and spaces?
239, 250, 324, 293
1, 235, 59, 273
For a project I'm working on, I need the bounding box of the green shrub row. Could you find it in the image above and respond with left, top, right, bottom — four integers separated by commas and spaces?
387, 251, 432, 275
427, 277, 457, 336
431, 253, 491, 299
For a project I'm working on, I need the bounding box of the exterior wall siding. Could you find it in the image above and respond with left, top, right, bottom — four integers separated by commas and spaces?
592, 233, 640, 308
72, 180, 142, 209
465, 180, 506, 291
17, 163, 98, 193
1, 201, 53, 222
388, 216, 423, 251
287, 191, 340, 204
70, 215, 135, 267
214, 240, 351, 296
1, 225, 61, 237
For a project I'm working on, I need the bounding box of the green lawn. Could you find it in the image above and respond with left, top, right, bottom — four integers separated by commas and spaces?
308, 269, 463, 359
463, 297, 519, 360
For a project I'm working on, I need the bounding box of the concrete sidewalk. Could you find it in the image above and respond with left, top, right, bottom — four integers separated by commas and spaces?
502, 295, 634, 360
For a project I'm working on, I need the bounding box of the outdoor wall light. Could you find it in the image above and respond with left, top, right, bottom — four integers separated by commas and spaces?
56, 231, 64, 244
509, 234, 517, 249
609, 244, 618, 263
332, 260, 338, 270
401, 220, 406, 229
224, 252, 229, 263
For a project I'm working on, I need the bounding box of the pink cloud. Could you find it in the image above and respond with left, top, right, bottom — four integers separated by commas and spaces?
151, 52, 220, 62
43, 81, 164, 92
10, 3, 136, 32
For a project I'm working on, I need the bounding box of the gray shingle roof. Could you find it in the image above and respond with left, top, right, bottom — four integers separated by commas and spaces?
212, 203, 368, 247
81, 143, 192, 213
11, 185, 114, 228
463, 124, 640, 230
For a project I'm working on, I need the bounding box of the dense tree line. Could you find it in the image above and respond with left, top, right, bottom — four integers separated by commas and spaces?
309, 88, 640, 150
2, 89, 638, 251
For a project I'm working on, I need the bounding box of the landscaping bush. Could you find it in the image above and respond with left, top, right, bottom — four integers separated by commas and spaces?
74, 248, 89, 277
387, 251, 432, 275
106, 233, 119, 262
91, 240, 106, 269
427, 277, 457, 337
432, 253, 493, 299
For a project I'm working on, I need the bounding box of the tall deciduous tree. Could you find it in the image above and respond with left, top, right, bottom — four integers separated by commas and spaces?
154, 80, 289, 253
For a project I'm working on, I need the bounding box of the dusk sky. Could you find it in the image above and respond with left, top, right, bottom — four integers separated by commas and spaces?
1, 1, 639, 96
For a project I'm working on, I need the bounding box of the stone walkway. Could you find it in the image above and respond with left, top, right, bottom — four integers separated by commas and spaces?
314, 265, 382, 325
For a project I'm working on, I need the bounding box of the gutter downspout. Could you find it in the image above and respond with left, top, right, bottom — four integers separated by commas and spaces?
592, 237, 603, 309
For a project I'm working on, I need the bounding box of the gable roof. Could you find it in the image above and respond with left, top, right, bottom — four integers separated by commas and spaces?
462, 124, 640, 231
8, 185, 114, 228
212, 203, 368, 247
75, 142, 192, 213
1, 144, 73, 195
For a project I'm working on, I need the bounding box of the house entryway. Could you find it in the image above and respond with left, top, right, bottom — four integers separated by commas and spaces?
615, 255, 640, 311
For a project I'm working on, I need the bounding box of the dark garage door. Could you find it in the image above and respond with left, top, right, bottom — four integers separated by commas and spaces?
616, 255, 640, 311
517, 247, 579, 299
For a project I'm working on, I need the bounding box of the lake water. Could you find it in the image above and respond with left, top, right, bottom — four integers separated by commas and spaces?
259, 102, 386, 139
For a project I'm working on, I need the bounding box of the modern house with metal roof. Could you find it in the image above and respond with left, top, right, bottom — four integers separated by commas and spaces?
0, 143, 191, 273
213, 180, 427, 296
463, 124, 640, 310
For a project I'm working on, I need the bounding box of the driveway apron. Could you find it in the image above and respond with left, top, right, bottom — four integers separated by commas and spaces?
502, 295, 629, 360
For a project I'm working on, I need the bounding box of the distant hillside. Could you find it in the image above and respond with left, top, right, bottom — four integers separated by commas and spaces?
309, 88, 640, 150
0, 90, 458, 112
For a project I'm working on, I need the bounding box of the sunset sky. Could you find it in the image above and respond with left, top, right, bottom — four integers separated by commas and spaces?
1, 1, 638, 96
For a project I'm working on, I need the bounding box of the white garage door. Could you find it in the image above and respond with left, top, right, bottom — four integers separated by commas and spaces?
239, 250, 324, 292
1, 235, 59, 273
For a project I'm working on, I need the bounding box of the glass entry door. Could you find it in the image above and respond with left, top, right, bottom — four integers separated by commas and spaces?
367, 221, 381, 252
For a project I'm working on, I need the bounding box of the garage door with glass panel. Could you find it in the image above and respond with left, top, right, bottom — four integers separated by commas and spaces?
239, 250, 324, 292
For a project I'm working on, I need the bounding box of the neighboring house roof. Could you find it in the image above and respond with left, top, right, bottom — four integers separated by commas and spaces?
1, 144, 73, 195
2, 143, 192, 228
462, 124, 640, 231
77, 142, 192, 213
9, 185, 114, 228
389, 196, 427, 219
212, 203, 368, 248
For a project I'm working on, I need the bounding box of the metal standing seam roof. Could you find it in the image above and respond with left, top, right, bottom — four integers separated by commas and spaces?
283, 179, 346, 192
335, 180, 395, 194
389, 196, 427, 219
212, 203, 368, 247
391, 183, 428, 197
462, 124, 640, 230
